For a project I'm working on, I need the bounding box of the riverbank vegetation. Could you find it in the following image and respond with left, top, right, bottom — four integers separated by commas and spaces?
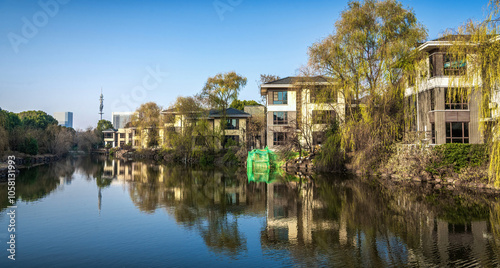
0, 108, 103, 159
306, 0, 499, 187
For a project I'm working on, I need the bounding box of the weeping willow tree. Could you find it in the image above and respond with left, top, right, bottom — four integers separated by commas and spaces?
442, 0, 500, 185
131, 102, 163, 148
308, 0, 427, 170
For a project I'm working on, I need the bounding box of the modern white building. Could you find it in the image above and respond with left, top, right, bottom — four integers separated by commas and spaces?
112, 112, 134, 129
53, 112, 73, 128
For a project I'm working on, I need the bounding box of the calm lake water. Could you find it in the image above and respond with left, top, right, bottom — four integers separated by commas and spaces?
0, 156, 499, 267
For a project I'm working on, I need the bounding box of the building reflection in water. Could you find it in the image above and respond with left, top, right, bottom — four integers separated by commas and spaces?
99, 158, 500, 266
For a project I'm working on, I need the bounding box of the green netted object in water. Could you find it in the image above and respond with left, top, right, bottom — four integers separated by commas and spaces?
247, 147, 282, 183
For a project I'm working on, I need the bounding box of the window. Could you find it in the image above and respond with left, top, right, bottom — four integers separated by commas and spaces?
310, 88, 336, 103
431, 123, 436, 144
444, 54, 466, 76
446, 122, 469, 143
226, 119, 239, 130
408, 74, 415, 87
313, 132, 326, 145
273, 112, 288, 125
273, 132, 287, 146
430, 88, 435, 111
273, 91, 288, 104
312, 110, 336, 124
445, 88, 468, 110
429, 54, 435, 77
104, 133, 113, 138
120, 133, 125, 139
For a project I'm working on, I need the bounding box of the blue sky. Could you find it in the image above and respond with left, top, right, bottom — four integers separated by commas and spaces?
0, 0, 491, 129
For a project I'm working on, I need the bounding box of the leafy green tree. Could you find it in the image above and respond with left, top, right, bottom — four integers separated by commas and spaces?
229, 99, 261, 111
18, 110, 58, 129
20, 137, 38, 155
96, 120, 114, 132
131, 102, 163, 148
200, 71, 247, 147
0, 110, 21, 131
308, 0, 427, 169
95, 119, 114, 147
165, 96, 217, 161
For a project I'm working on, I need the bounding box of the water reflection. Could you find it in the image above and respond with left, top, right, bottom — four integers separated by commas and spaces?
1, 157, 499, 267
96, 158, 499, 266
0, 158, 80, 212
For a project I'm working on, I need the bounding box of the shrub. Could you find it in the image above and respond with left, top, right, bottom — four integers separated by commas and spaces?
314, 122, 345, 172
223, 148, 239, 165
435, 144, 489, 173
109, 147, 119, 156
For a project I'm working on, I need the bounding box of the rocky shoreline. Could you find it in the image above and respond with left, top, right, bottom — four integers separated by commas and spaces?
0, 154, 60, 181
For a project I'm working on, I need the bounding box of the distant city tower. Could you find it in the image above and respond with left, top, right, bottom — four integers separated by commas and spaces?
99, 88, 104, 120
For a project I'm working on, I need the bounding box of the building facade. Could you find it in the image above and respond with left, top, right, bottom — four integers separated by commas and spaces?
105, 108, 253, 149
404, 38, 483, 144
260, 76, 344, 150
161, 107, 252, 149
53, 112, 73, 128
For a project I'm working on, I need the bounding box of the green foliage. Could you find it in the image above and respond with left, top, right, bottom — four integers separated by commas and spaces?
425, 192, 490, 224
315, 121, 345, 171
443, 2, 500, 184
109, 147, 119, 156
19, 137, 38, 155
131, 102, 162, 148
201, 71, 247, 111
222, 149, 239, 165
308, 0, 427, 172
0, 110, 21, 131
434, 144, 489, 173
192, 149, 216, 166
96, 177, 112, 188
96, 120, 113, 132
229, 99, 260, 111
201, 71, 247, 148
18, 110, 58, 129
224, 138, 238, 147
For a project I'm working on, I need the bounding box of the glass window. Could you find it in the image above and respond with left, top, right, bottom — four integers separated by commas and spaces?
446, 122, 469, 143
226, 119, 239, 129
445, 88, 468, 110
273, 112, 288, 125
312, 110, 336, 124
310, 88, 336, 103
444, 54, 466, 76
430, 88, 435, 111
429, 55, 434, 77
273, 132, 287, 146
273, 91, 288, 105
431, 123, 436, 144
